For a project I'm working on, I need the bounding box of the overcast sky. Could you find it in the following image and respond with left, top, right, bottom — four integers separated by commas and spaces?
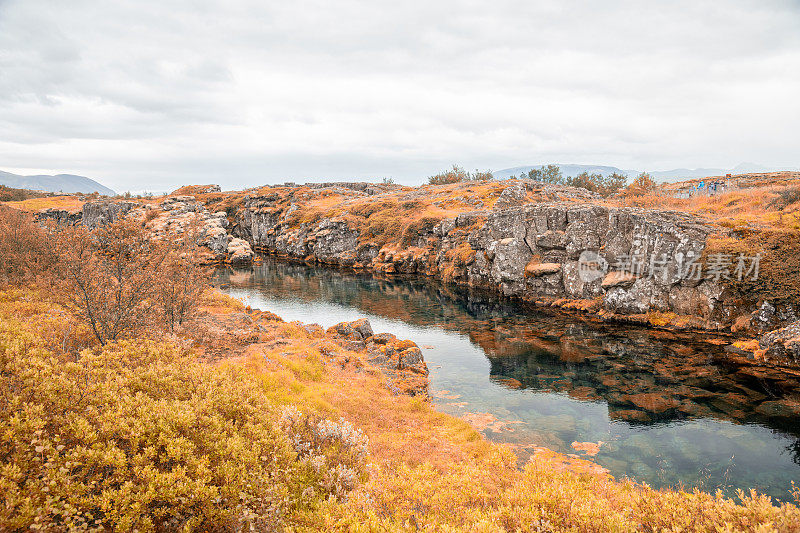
1, 0, 799, 191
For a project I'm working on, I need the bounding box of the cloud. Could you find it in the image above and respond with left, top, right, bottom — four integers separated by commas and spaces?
0, 0, 798, 190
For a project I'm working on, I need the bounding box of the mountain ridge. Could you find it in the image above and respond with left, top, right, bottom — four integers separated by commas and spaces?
0, 170, 116, 195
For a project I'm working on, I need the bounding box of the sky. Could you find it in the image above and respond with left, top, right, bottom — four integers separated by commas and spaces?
1, 0, 799, 191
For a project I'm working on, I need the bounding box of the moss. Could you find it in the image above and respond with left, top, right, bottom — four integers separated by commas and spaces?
400, 216, 443, 247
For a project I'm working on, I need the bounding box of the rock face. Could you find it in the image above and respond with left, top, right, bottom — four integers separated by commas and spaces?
36, 208, 82, 225
51, 197, 255, 264
82, 200, 139, 229
231, 194, 733, 328
324, 318, 428, 395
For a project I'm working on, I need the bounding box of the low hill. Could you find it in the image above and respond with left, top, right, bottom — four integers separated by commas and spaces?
0, 170, 115, 195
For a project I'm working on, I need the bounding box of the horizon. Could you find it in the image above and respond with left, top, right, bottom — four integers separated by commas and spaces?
3, 161, 799, 194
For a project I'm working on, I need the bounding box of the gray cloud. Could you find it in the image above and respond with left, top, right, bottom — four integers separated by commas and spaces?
0, 0, 798, 191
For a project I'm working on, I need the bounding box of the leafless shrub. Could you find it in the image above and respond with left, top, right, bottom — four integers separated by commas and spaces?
156, 217, 210, 331
55, 219, 170, 345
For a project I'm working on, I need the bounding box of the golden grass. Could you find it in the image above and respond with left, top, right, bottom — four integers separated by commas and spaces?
2, 195, 84, 213
619, 183, 800, 230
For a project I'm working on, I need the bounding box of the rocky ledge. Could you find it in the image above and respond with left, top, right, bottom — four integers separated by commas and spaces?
229, 185, 756, 330
188, 304, 428, 396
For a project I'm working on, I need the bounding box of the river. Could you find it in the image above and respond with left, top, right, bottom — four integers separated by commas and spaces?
215, 256, 800, 503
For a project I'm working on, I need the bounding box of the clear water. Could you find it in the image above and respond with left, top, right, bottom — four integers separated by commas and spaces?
215, 257, 800, 503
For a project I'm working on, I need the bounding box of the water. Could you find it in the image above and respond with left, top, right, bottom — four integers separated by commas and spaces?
215, 257, 800, 503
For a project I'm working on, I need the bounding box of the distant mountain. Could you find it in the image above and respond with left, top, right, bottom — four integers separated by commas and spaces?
0, 170, 115, 195
494, 163, 795, 183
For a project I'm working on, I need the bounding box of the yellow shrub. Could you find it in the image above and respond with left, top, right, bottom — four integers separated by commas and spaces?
0, 319, 367, 532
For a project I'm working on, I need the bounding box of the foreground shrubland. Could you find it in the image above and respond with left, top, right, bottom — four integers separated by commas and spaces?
3, 288, 798, 531
0, 311, 368, 531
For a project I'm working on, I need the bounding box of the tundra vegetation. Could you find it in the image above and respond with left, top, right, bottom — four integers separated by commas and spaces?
1, 193, 800, 531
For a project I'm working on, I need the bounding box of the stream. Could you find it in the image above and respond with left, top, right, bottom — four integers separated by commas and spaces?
215, 256, 800, 503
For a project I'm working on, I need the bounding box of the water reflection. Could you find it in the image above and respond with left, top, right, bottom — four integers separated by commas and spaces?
214, 257, 800, 502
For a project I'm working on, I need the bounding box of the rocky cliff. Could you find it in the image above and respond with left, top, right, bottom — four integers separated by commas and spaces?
36, 179, 800, 349
222, 183, 751, 329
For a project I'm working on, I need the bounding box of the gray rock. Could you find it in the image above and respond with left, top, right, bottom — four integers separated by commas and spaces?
494, 185, 527, 210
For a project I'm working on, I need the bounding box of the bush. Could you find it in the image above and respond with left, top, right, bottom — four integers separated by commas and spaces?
624, 172, 658, 197
0, 206, 58, 286
523, 164, 563, 184
279, 407, 369, 500
519, 166, 627, 196
53, 217, 209, 343
0, 320, 368, 531
54, 219, 170, 345
427, 165, 493, 185
565, 172, 627, 197
156, 219, 210, 331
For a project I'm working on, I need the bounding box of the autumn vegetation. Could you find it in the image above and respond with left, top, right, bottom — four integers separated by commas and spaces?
428, 165, 494, 185
514, 164, 629, 197
2, 191, 800, 530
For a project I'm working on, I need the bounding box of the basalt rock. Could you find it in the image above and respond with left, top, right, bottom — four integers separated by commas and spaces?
223, 196, 738, 328
67, 183, 774, 332
326, 319, 429, 394
758, 320, 800, 365
36, 208, 82, 225
82, 200, 140, 229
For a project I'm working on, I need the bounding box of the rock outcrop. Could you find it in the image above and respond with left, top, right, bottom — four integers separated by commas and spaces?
230, 190, 738, 329
39, 194, 255, 264
324, 318, 429, 395
188, 306, 428, 396
34, 180, 796, 333
759, 320, 800, 366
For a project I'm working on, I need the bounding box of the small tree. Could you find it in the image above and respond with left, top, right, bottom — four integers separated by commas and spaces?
56, 219, 169, 345
526, 165, 563, 184
541, 164, 563, 184
603, 172, 628, 196
625, 172, 658, 196
565, 172, 627, 197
